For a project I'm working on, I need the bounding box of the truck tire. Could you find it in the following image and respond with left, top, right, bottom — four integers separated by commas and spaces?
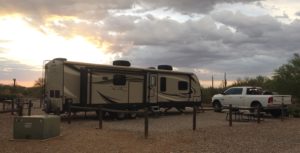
213, 101, 222, 112
250, 102, 262, 113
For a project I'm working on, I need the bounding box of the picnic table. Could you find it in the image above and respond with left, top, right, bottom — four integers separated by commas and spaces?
223, 106, 265, 122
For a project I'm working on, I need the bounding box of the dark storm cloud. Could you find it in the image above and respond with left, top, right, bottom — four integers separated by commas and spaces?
0, 0, 134, 21
140, 0, 261, 14
0, 0, 298, 83
211, 11, 300, 53
120, 12, 300, 81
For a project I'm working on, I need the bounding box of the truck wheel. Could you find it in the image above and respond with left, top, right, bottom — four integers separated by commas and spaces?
251, 102, 262, 113
213, 101, 222, 112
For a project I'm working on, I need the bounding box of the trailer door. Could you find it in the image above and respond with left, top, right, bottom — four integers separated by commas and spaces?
149, 74, 158, 103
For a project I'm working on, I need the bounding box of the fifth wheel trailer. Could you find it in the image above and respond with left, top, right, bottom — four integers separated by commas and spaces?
43, 58, 202, 117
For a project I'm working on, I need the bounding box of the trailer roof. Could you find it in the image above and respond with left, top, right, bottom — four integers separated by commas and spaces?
60, 60, 195, 75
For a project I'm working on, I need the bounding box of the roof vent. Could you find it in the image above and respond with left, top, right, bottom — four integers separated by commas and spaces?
113, 60, 131, 67
148, 67, 156, 69
157, 65, 173, 71
53, 58, 67, 61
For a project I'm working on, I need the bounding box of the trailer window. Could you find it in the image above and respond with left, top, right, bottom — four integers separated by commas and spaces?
55, 90, 60, 98
50, 90, 54, 98
178, 81, 188, 90
160, 77, 166, 92
113, 74, 126, 86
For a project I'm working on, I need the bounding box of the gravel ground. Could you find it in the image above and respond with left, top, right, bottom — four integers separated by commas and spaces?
0, 101, 299, 153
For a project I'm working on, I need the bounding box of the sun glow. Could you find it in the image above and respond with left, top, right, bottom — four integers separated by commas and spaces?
0, 15, 119, 87
0, 15, 117, 69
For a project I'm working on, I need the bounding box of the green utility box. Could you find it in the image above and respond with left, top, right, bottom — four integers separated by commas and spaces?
13, 115, 60, 139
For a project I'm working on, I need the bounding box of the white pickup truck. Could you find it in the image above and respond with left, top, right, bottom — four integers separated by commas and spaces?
212, 86, 291, 117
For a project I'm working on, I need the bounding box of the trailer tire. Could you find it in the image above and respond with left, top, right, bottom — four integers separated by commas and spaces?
128, 112, 137, 119
116, 112, 126, 120
100, 111, 112, 120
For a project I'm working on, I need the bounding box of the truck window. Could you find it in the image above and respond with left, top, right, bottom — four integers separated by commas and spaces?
246, 88, 262, 95
160, 77, 166, 92
224, 88, 243, 95
178, 81, 188, 90
113, 74, 126, 86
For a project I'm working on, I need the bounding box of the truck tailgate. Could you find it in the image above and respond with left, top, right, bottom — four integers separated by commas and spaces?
272, 95, 292, 105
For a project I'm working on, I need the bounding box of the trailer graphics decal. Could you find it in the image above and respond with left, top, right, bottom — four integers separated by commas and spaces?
96, 91, 119, 104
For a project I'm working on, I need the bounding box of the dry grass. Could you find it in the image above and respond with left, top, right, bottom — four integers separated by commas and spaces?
0, 101, 300, 153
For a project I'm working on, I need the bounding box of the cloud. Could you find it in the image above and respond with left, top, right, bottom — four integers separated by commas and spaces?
117, 11, 300, 81
139, 0, 261, 14
0, 0, 299, 85
296, 11, 300, 16
0, 58, 41, 81
0, 0, 262, 18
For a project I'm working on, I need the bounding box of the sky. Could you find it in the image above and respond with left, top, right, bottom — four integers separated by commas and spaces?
0, 0, 300, 87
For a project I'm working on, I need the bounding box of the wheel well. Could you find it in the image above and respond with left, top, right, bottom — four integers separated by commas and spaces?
213, 100, 221, 106
251, 101, 261, 107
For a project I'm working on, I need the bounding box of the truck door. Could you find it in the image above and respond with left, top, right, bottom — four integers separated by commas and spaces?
223, 87, 243, 107
149, 74, 158, 103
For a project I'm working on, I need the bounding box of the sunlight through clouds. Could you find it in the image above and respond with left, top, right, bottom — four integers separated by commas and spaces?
0, 15, 117, 69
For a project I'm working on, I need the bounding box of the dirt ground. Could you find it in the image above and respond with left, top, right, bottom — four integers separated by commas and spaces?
0, 101, 300, 153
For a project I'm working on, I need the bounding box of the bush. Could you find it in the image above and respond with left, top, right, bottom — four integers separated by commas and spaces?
288, 106, 300, 118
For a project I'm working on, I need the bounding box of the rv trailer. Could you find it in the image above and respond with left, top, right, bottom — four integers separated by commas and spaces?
43, 58, 202, 116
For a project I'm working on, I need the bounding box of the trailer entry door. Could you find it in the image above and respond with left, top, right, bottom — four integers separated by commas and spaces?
149, 74, 158, 103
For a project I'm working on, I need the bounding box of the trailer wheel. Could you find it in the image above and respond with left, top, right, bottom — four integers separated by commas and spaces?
97, 111, 112, 120
116, 112, 126, 120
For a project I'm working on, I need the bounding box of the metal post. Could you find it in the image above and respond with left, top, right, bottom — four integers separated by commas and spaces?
11, 99, 15, 115
193, 104, 197, 131
40, 97, 42, 108
67, 102, 71, 124
28, 100, 32, 116
229, 104, 232, 127
98, 106, 102, 129
2, 102, 5, 111
257, 105, 261, 124
144, 106, 149, 139
281, 103, 284, 122
12, 78, 16, 115
17, 99, 23, 116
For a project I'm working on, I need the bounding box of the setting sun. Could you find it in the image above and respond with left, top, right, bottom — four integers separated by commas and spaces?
0, 15, 117, 86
